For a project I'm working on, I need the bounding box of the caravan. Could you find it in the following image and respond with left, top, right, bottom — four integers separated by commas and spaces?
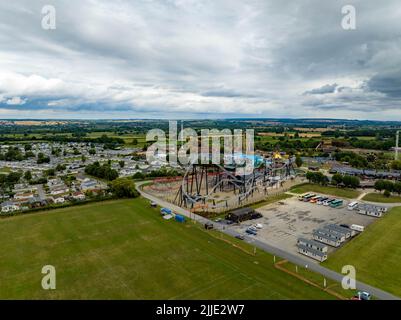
347, 201, 358, 211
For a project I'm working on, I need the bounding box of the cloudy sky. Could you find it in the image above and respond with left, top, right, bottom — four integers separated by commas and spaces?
0, 0, 401, 120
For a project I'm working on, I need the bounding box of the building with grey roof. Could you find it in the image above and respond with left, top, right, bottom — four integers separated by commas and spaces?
297, 243, 328, 262
313, 230, 341, 247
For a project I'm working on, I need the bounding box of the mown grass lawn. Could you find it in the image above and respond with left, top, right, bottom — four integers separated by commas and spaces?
0, 198, 341, 300
323, 206, 401, 297
362, 192, 401, 203
290, 183, 360, 199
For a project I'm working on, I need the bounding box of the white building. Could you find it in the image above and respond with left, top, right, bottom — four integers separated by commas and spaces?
1, 201, 20, 213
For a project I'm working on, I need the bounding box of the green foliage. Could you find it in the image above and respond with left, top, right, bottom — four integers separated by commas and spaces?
85, 161, 119, 181
37, 152, 50, 164
295, 155, 303, 167
333, 151, 368, 168
44, 169, 56, 177
109, 178, 139, 198
340, 175, 360, 189
391, 160, 401, 170
56, 164, 67, 171
0, 171, 22, 190
0, 146, 24, 161
374, 179, 401, 194
24, 170, 32, 181
331, 173, 343, 186
305, 171, 328, 185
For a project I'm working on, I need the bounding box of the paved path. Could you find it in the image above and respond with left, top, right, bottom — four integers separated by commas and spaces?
136, 181, 400, 300
34, 184, 46, 201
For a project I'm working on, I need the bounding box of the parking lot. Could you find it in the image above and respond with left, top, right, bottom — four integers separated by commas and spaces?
230, 195, 378, 259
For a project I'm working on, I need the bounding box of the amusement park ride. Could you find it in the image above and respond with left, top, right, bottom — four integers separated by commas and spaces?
173, 152, 296, 210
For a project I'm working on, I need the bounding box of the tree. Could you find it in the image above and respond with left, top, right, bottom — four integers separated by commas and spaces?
6, 171, 22, 185
132, 172, 145, 180
295, 155, 303, 168
45, 169, 56, 177
342, 175, 360, 188
394, 182, 401, 195
132, 138, 139, 146
24, 170, 32, 181
37, 152, 50, 164
331, 173, 343, 186
383, 180, 394, 193
56, 164, 67, 171
119, 160, 125, 168
305, 171, 328, 185
384, 190, 391, 198
390, 160, 401, 170
110, 178, 139, 198
85, 162, 118, 181
89, 148, 96, 155
374, 180, 386, 192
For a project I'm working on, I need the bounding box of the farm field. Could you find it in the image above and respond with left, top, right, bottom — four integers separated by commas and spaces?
87, 132, 146, 147
323, 206, 401, 297
0, 198, 345, 300
290, 183, 361, 199
362, 192, 401, 203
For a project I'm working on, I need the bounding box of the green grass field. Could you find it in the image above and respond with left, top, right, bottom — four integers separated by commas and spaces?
290, 183, 360, 199
362, 192, 401, 203
0, 198, 343, 300
323, 206, 401, 297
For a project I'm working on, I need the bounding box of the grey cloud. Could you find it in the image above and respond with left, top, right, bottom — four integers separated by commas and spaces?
304, 84, 338, 95
366, 71, 401, 98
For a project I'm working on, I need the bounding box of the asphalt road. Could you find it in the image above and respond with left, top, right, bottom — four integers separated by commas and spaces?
136, 181, 400, 300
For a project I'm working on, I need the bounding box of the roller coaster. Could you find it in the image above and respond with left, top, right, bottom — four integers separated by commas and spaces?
174, 152, 296, 209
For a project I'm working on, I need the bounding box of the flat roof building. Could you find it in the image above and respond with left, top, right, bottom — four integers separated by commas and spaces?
297, 243, 328, 262
226, 207, 258, 223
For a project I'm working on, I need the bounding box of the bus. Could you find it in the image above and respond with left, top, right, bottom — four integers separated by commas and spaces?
330, 199, 343, 208
303, 194, 316, 202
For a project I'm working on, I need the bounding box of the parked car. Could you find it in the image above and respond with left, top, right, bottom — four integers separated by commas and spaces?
204, 222, 214, 230
245, 228, 257, 235
358, 291, 371, 300
235, 235, 245, 240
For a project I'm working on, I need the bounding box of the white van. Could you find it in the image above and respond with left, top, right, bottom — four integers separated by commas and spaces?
347, 201, 358, 211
